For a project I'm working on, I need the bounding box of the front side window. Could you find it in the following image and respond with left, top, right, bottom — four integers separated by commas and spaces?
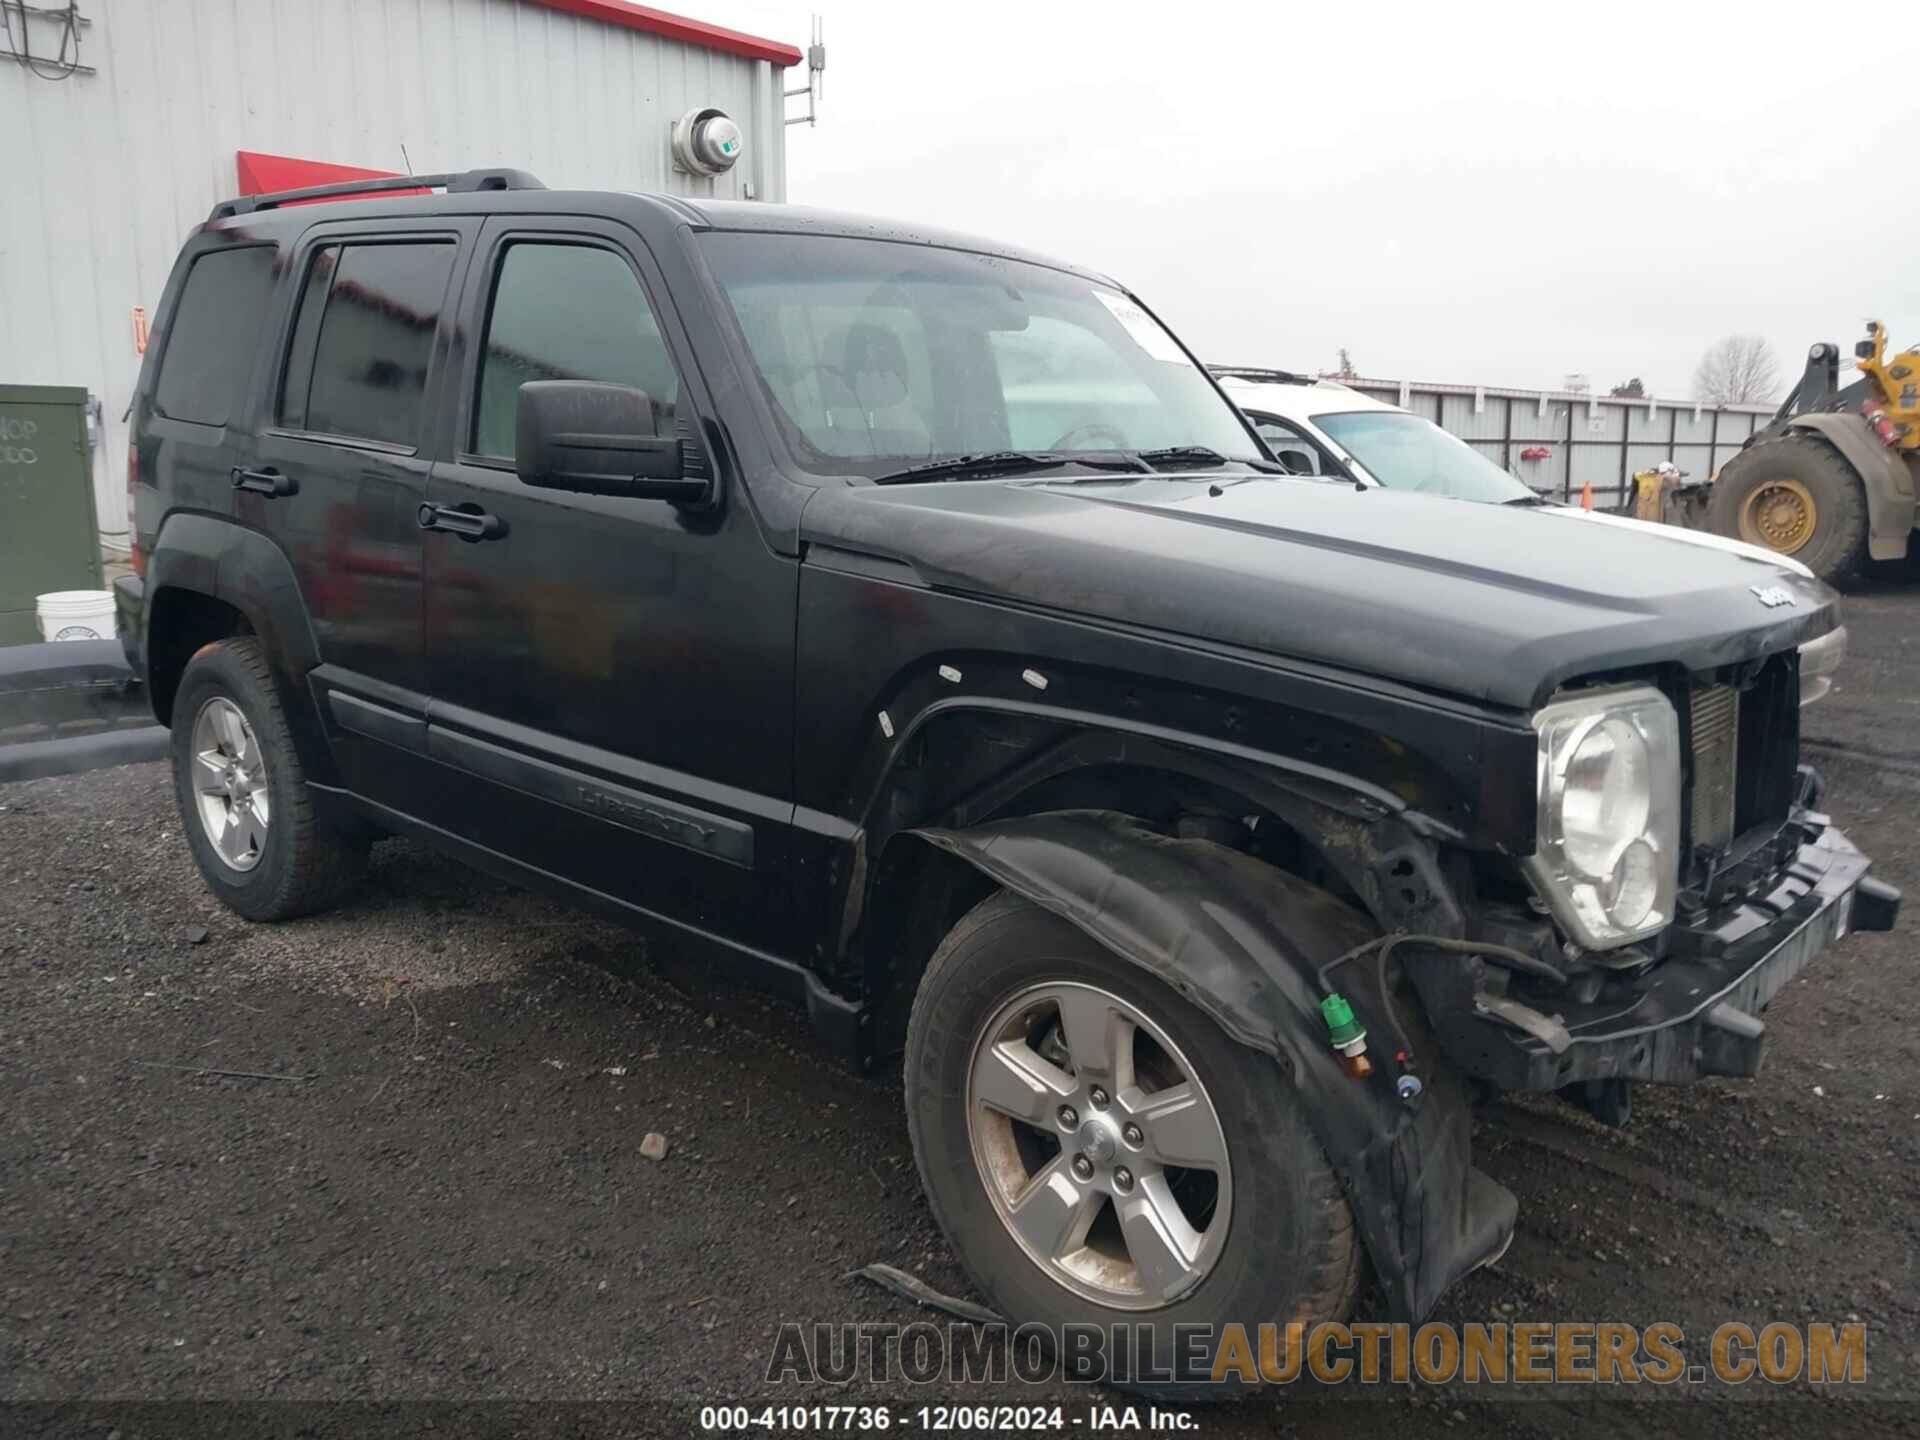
154, 245, 279, 426
279, 240, 456, 447
472, 243, 680, 459
1316, 410, 1531, 502
1249, 415, 1323, 475
700, 232, 1262, 478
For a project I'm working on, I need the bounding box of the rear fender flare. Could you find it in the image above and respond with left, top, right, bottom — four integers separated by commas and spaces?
146, 512, 334, 780
147, 513, 322, 676
1787, 413, 1918, 561
910, 809, 1516, 1322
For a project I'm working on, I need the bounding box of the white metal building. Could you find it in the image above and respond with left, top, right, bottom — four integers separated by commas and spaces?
1, 0, 806, 556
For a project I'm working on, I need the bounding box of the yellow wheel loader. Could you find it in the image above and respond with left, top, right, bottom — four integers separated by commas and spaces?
1703, 323, 1920, 583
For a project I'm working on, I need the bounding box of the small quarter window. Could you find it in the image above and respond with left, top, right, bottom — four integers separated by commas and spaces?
473, 243, 679, 459
153, 245, 278, 426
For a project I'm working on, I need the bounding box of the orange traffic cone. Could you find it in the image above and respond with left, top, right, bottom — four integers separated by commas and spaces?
1580, 481, 1594, 510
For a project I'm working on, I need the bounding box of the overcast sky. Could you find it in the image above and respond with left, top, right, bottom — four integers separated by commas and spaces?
702, 0, 1920, 401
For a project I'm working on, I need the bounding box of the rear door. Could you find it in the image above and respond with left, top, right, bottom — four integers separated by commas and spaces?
247, 218, 475, 810
418, 216, 800, 955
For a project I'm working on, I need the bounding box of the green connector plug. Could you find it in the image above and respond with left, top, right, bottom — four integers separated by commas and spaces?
1320, 991, 1368, 1057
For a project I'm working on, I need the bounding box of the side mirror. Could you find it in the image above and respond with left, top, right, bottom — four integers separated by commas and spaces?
514, 380, 712, 505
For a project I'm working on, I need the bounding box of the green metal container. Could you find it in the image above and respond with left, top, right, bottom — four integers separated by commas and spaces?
0, 385, 102, 646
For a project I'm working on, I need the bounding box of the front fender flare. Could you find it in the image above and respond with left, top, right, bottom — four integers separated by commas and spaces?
912, 809, 1515, 1323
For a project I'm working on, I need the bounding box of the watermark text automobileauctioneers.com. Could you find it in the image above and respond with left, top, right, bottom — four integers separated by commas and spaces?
762, 1319, 1868, 1390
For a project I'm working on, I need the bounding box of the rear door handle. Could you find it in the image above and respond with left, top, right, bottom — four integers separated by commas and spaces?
416, 502, 507, 541
231, 466, 297, 497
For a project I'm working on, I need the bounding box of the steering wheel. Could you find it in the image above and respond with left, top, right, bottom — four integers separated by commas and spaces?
1048, 422, 1130, 451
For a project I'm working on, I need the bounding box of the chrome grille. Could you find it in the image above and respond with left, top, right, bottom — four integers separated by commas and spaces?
1690, 683, 1740, 851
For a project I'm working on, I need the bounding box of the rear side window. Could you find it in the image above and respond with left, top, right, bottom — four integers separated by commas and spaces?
153, 245, 278, 426
472, 242, 680, 459
279, 240, 456, 448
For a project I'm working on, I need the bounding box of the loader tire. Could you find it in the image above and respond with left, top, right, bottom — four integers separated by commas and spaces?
1708, 435, 1869, 585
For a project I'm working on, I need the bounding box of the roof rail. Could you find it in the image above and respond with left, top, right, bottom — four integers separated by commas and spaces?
1208, 365, 1319, 386
208, 168, 546, 222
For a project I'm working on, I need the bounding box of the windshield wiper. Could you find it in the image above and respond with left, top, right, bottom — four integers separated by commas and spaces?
1501, 492, 1556, 507
1133, 445, 1290, 475
873, 451, 1145, 485
1131, 445, 1230, 469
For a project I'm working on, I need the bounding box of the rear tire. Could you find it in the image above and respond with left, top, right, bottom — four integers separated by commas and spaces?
1708, 435, 1869, 584
904, 891, 1359, 1401
170, 637, 366, 921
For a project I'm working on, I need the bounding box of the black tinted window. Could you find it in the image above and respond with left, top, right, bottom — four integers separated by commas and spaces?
278, 245, 337, 429
154, 245, 279, 426
474, 243, 678, 458
281, 241, 455, 447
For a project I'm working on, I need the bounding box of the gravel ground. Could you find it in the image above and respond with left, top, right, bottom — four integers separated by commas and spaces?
4, 588, 1918, 1440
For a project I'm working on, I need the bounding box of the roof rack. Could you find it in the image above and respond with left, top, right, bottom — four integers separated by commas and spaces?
208, 168, 546, 222
1208, 365, 1320, 386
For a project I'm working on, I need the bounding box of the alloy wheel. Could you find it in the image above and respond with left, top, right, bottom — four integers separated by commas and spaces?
190, 696, 271, 872
966, 980, 1233, 1310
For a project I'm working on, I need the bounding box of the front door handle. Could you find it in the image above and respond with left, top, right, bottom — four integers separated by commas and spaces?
231, 466, 297, 497
416, 502, 507, 541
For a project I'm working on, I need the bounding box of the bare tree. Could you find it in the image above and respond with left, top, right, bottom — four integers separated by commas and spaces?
1334, 347, 1357, 378
1694, 335, 1780, 405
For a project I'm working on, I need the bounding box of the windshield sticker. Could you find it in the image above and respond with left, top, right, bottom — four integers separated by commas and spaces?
1093, 290, 1190, 364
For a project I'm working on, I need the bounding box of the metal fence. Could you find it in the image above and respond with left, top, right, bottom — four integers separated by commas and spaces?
1340, 378, 1775, 511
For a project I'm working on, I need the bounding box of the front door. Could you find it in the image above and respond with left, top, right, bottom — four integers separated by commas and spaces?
420, 218, 799, 956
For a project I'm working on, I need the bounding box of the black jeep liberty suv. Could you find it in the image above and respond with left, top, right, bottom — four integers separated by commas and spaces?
118, 168, 1897, 1390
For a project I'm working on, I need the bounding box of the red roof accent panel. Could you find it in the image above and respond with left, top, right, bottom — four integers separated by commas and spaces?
235, 151, 428, 202
525, 0, 802, 66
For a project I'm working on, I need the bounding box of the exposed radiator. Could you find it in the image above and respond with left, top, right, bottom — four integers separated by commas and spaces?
1690, 683, 1740, 851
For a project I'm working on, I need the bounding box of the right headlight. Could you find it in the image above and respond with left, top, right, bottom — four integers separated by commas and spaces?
1523, 685, 1680, 950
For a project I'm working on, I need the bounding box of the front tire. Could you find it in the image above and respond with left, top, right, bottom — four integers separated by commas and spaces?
170, 637, 366, 921
904, 891, 1359, 1399
1708, 435, 1869, 584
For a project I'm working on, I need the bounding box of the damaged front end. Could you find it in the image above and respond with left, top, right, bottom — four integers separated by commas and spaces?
1411, 780, 1897, 1095
1411, 647, 1901, 1096
901, 653, 1900, 1325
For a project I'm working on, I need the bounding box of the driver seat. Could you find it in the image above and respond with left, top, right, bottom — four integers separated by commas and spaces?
835, 323, 932, 457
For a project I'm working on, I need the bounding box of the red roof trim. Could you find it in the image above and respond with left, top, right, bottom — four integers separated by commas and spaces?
524, 0, 803, 66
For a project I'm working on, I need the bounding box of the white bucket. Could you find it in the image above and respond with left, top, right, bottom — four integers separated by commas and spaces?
36, 589, 117, 642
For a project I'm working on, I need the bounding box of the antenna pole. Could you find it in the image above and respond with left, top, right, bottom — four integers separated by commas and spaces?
784, 14, 825, 127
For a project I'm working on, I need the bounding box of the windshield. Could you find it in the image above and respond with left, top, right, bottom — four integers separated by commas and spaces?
1315, 410, 1534, 503
699, 232, 1264, 479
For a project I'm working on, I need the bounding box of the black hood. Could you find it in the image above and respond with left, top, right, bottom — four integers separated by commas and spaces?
800, 475, 1839, 710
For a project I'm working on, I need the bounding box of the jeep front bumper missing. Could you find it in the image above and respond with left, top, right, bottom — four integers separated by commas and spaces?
1455, 816, 1899, 1092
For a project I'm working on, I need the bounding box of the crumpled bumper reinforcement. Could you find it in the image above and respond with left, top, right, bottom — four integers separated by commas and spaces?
1457, 818, 1898, 1091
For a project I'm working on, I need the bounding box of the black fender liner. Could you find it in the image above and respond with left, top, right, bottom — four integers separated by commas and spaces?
911, 809, 1516, 1323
